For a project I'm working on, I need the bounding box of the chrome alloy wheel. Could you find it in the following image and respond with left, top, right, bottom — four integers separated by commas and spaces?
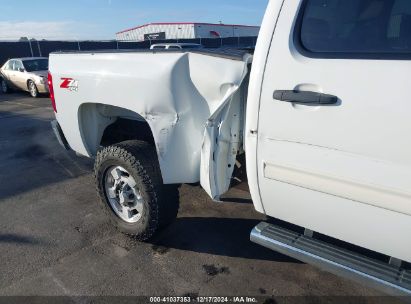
104, 166, 144, 223
29, 81, 37, 97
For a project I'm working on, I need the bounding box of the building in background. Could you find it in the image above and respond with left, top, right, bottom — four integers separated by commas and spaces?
116, 22, 260, 41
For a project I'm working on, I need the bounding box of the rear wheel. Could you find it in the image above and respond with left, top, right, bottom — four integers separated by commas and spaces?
95, 140, 179, 240
28, 80, 38, 98
1, 79, 8, 94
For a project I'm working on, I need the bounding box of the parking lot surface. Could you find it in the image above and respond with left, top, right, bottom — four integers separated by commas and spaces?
0, 93, 386, 301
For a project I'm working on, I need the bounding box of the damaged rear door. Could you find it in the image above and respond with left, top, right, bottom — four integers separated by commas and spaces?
200, 67, 250, 200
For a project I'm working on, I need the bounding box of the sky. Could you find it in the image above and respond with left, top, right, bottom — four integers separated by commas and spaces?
0, 0, 268, 40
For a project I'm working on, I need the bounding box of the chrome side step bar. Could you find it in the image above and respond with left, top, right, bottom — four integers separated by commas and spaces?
251, 222, 411, 296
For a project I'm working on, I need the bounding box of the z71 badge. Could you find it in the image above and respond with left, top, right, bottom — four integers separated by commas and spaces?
60, 78, 79, 92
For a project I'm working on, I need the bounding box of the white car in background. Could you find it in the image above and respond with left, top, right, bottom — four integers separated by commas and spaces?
0, 57, 49, 98
150, 43, 203, 50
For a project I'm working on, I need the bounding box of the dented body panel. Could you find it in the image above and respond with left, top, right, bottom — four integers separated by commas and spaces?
50, 50, 252, 196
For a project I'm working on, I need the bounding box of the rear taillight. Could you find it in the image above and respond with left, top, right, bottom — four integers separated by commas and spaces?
47, 71, 57, 113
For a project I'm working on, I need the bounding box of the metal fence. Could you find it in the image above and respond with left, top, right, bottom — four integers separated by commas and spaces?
0, 36, 257, 66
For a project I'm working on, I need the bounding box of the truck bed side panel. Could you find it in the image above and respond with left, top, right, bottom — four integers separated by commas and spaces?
50, 51, 250, 184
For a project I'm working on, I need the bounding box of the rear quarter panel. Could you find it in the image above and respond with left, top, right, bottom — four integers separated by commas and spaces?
50, 51, 249, 184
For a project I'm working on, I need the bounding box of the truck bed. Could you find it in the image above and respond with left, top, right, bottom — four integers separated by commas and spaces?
52, 47, 253, 61
50, 48, 253, 195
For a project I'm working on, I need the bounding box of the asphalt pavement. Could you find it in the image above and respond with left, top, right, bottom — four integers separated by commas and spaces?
0, 92, 390, 303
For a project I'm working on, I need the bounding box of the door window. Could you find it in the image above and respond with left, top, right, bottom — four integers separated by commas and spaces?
14, 61, 24, 71
296, 0, 411, 58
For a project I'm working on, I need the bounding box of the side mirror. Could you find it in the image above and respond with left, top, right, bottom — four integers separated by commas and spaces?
19, 68, 25, 72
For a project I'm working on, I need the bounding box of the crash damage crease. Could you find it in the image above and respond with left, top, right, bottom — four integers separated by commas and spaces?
71, 52, 251, 197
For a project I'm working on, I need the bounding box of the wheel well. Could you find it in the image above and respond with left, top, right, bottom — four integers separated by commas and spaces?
100, 118, 155, 147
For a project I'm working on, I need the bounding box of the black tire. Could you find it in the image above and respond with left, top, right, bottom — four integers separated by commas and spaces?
28, 80, 38, 98
94, 140, 179, 240
1, 78, 8, 94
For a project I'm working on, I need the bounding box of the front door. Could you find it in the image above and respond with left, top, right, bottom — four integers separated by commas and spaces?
13, 60, 27, 90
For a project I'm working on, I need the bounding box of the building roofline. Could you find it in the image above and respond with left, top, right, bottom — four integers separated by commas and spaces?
116, 22, 260, 35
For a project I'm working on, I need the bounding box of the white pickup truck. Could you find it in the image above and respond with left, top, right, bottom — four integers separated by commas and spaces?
49, 0, 411, 295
